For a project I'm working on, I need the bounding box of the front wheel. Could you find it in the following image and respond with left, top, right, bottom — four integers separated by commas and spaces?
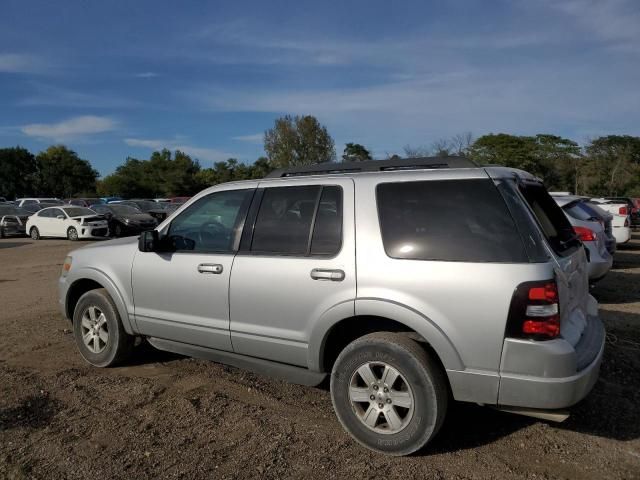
330, 332, 448, 456
30, 227, 40, 240
72, 288, 134, 367
113, 223, 123, 237
67, 227, 79, 241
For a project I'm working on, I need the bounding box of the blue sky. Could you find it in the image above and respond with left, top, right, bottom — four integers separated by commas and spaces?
1, 0, 639, 176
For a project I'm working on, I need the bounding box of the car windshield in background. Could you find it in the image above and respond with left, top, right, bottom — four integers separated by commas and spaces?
134, 201, 158, 211
0, 206, 30, 216
109, 205, 142, 215
64, 207, 95, 217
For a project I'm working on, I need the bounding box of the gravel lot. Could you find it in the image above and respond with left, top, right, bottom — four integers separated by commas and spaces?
0, 236, 639, 479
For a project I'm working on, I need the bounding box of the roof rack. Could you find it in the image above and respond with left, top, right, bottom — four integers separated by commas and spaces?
265, 156, 478, 178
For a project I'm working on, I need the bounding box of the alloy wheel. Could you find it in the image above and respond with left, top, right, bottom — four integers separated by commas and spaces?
80, 306, 109, 353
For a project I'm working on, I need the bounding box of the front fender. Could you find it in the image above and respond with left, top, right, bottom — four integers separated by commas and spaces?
63, 267, 136, 335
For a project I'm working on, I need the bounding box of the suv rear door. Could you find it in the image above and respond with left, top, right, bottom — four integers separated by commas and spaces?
229, 178, 355, 367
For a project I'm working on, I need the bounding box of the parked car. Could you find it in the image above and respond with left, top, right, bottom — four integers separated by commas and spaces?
144, 202, 185, 223
15, 197, 63, 208
169, 196, 191, 203
59, 157, 604, 456
101, 196, 123, 203
115, 199, 169, 223
0, 204, 32, 237
18, 201, 60, 214
552, 195, 613, 281
27, 206, 109, 240
590, 198, 632, 244
65, 198, 105, 208
91, 204, 157, 237
583, 201, 617, 255
602, 197, 640, 228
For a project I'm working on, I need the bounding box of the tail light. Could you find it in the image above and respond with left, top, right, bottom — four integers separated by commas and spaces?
506, 280, 561, 340
573, 226, 596, 241
619, 206, 628, 215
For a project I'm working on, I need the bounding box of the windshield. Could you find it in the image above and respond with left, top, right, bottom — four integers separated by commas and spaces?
0, 206, 30, 216
64, 207, 96, 217
133, 201, 158, 211
109, 205, 141, 214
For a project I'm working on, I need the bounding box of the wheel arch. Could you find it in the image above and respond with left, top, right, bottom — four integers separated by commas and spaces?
309, 299, 464, 374
65, 269, 135, 335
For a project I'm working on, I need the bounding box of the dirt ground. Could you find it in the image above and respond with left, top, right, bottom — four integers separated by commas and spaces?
0, 236, 639, 480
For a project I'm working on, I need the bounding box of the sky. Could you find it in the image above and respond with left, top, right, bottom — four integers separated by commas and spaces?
1, 0, 640, 176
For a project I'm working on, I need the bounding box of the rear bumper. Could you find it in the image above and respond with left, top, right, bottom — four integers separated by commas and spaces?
498, 313, 605, 410
587, 251, 613, 281
613, 226, 631, 244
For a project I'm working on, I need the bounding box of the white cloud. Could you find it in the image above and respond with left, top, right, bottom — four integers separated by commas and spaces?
18, 83, 140, 109
0, 53, 47, 73
124, 137, 235, 163
21, 116, 117, 141
232, 133, 263, 143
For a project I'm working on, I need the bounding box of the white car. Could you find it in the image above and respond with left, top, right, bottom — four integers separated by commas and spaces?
15, 197, 63, 207
590, 198, 632, 244
27, 206, 109, 241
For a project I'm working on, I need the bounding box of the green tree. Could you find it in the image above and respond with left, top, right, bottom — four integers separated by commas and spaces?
35, 145, 98, 197
264, 115, 336, 168
582, 135, 640, 196
342, 143, 372, 162
0, 146, 37, 198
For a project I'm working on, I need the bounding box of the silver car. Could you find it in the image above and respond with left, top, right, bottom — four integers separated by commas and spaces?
58, 157, 605, 456
552, 195, 613, 282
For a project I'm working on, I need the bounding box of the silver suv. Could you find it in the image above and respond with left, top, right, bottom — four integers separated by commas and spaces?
58, 157, 605, 455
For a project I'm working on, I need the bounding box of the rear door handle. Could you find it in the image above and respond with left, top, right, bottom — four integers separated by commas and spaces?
310, 268, 345, 281
198, 263, 223, 274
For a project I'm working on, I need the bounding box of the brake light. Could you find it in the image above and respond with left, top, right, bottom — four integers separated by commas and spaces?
506, 280, 561, 340
619, 206, 628, 215
573, 226, 596, 242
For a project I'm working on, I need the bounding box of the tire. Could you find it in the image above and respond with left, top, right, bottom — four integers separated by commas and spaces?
30, 227, 40, 240
72, 288, 134, 367
0, 227, 4, 238
67, 227, 79, 241
114, 223, 123, 237
330, 332, 448, 456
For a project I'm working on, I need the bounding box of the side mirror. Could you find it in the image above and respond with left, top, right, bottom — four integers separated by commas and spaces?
138, 230, 159, 252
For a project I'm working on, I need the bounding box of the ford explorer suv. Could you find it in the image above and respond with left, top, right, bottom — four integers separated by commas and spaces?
58, 157, 605, 456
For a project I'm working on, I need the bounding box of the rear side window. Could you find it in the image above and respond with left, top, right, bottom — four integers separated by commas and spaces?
377, 179, 527, 262
250, 185, 343, 256
564, 201, 598, 222
518, 183, 580, 256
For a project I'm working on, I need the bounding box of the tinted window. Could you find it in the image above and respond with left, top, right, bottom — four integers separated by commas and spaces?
310, 186, 343, 255
38, 209, 54, 217
519, 183, 579, 256
564, 201, 598, 222
168, 189, 252, 252
251, 186, 321, 254
377, 179, 527, 262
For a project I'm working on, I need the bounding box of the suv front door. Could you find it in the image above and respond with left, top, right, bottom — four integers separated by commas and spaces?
131, 186, 255, 350
229, 178, 356, 367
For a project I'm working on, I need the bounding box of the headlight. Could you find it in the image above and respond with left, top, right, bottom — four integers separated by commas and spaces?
61, 256, 72, 277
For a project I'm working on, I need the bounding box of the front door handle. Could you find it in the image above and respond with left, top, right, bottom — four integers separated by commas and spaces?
198, 263, 223, 274
310, 268, 345, 281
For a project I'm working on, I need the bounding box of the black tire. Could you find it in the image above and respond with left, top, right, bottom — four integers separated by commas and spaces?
114, 223, 123, 237
72, 288, 134, 367
330, 332, 448, 456
30, 227, 40, 240
67, 226, 79, 241
0, 227, 4, 238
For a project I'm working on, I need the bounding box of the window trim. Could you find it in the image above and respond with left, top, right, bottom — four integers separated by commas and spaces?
238, 184, 344, 259
163, 188, 255, 255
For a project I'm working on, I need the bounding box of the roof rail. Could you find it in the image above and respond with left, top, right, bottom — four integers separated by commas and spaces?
265, 156, 478, 178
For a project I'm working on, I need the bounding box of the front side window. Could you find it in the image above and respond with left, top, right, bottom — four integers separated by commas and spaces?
377, 179, 527, 262
168, 189, 253, 252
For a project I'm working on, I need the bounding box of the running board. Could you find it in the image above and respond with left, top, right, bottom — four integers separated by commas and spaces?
493, 406, 570, 423
147, 337, 327, 387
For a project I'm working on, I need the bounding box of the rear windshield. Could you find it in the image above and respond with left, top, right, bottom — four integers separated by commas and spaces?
564, 201, 600, 222
518, 183, 580, 256
376, 179, 527, 262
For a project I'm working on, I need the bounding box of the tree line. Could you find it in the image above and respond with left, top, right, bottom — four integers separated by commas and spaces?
1, 114, 639, 199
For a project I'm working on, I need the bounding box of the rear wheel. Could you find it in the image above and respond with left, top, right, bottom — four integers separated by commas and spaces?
72, 288, 134, 367
67, 227, 79, 241
30, 227, 40, 240
330, 332, 448, 456
114, 223, 123, 237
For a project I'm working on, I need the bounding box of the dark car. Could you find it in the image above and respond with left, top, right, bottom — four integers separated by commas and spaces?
19, 201, 61, 214
145, 202, 185, 223
0, 204, 32, 237
91, 204, 157, 237
116, 199, 169, 223
65, 198, 105, 208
